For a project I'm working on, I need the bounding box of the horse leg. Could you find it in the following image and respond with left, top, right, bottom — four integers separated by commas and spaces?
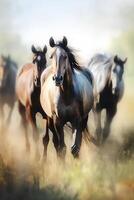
27, 107, 40, 160
103, 106, 117, 142
0, 105, 4, 131
71, 124, 83, 158
53, 115, 66, 159
94, 109, 102, 145
42, 119, 49, 160
6, 104, 14, 124
48, 117, 60, 156
71, 116, 89, 158
18, 101, 30, 152
82, 116, 96, 145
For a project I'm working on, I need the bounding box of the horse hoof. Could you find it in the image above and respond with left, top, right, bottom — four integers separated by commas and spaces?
71, 144, 80, 158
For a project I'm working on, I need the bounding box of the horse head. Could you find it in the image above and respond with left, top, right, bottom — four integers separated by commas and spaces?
31, 45, 47, 86
111, 55, 127, 96
49, 36, 72, 86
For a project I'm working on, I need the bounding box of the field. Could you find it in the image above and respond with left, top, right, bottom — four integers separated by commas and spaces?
0, 80, 134, 200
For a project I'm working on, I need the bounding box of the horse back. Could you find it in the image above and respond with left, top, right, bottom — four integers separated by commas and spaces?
17, 63, 34, 78
81, 67, 93, 86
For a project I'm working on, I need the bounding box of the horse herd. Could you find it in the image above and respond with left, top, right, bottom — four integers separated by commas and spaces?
0, 36, 127, 160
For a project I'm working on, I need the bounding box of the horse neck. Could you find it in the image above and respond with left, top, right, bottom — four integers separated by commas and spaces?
61, 63, 74, 99
34, 62, 46, 88
37, 62, 46, 77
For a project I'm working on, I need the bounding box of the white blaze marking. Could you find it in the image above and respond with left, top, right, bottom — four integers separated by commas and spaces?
116, 65, 121, 74
37, 55, 41, 61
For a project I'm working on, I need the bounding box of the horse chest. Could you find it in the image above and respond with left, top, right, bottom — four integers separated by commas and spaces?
57, 98, 79, 121
99, 87, 118, 108
31, 88, 40, 105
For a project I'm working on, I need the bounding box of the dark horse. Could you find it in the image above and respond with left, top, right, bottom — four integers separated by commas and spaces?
40, 37, 94, 158
0, 55, 17, 128
16, 45, 47, 157
88, 54, 127, 144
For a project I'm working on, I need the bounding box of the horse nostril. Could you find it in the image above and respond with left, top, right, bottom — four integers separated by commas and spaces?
60, 76, 63, 81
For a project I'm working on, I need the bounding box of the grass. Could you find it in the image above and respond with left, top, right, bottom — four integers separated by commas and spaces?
0, 129, 134, 200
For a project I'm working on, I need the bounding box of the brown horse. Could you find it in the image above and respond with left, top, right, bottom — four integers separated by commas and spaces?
16, 45, 47, 157
40, 37, 94, 158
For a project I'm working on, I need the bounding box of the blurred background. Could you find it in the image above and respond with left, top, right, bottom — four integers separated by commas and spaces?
0, 0, 134, 68
0, 0, 134, 199
0, 0, 133, 120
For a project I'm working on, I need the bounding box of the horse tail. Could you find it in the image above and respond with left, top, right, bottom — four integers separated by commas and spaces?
83, 125, 97, 146
83, 126, 91, 144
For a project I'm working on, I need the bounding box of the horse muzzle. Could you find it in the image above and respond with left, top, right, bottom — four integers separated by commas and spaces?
53, 75, 63, 86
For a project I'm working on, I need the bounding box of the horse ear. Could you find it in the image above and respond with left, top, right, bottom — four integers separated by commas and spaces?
114, 55, 118, 63
49, 37, 55, 47
31, 45, 37, 54
62, 36, 67, 47
123, 57, 127, 64
43, 45, 47, 54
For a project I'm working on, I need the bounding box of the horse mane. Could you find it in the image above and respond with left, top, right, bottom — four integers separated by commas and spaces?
56, 42, 82, 71
88, 53, 112, 66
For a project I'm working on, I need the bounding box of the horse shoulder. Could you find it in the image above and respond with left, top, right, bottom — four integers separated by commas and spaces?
16, 64, 34, 106
41, 69, 56, 118
41, 65, 53, 87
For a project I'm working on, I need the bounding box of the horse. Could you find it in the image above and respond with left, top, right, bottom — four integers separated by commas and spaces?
40, 36, 94, 158
16, 45, 47, 158
0, 55, 17, 129
88, 53, 127, 144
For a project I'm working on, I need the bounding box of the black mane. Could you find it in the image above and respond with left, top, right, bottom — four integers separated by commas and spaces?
56, 41, 82, 71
